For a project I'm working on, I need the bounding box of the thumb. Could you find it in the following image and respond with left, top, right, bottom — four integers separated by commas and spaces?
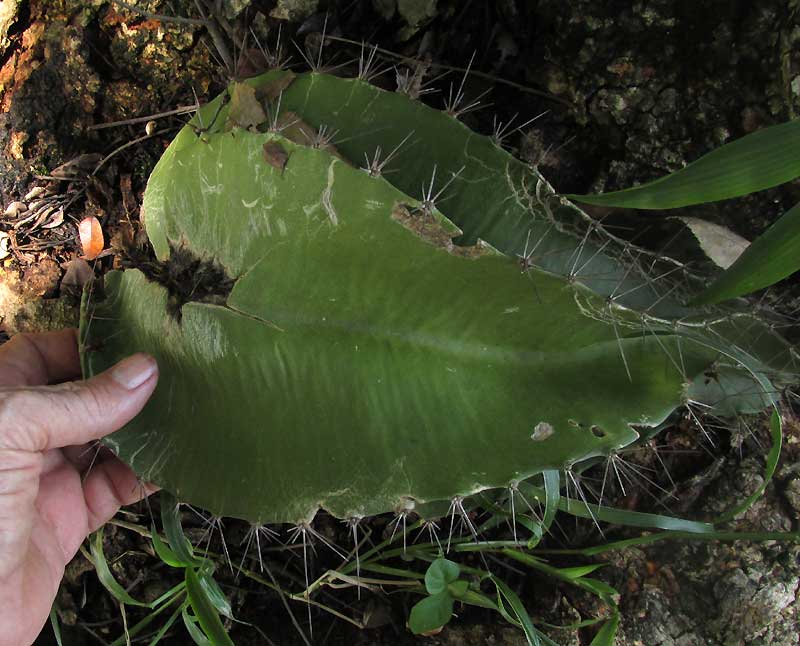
0, 353, 158, 452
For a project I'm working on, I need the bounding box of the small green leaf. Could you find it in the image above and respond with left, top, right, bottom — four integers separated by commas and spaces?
692, 202, 800, 304
89, 528, 149, 607
185, 568, 235, 646
424, 558, 460, 595
151, 524, 187, 568
590, 613, 620, 646
447, 580, 470, 599
569, 119, 800, 209
408, 591, 455, 634
182, 609, 212, 645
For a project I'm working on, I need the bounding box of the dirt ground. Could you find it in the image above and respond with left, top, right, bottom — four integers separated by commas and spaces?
1, 1, 799, 644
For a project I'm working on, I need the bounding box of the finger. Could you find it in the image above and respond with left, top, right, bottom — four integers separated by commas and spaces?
0, 329, 81, 387
34, 457, 88, 565
0, 353, 158, 452
0, 447, 42, 579
61, 442, 113, 473
82, 457, 159, 534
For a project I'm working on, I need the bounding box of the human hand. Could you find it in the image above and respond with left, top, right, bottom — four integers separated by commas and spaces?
0, 329, 158, 646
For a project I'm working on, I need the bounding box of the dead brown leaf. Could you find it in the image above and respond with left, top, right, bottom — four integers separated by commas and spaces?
78, 216, 104, 260
254, 71, 296, 102
226, 82, 267, 131
51, 153, 102, 178
677, 216, 750, 269
41, 206, 64, 229
120, 173, 137, 216
60, 258, 94, 293
262, 141, 289, 172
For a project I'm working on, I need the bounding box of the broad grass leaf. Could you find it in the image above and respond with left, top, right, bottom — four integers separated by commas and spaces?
569, 119, 800, 209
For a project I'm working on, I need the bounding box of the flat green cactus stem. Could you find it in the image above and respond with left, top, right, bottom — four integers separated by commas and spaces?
80, 71, 795, 525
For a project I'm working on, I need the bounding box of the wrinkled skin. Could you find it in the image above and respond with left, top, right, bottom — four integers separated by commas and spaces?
0, 330, 158, 646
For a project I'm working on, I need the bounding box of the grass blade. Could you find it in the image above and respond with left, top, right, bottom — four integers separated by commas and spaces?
537, 529, 800, 558
491, 575, 541, 646
108, 593, 186, 646
185, 567, 235, 646
590, 613, 620, 646
89, 528, 149, 607
555, 564, 605, 579
692, 202, 800, 304
502, 549, 618, 604
715, 408, 782, 523
49, 604, 62, 646
560, 497, 712, 533
198, 570, 233, 619
147, 600, 188, 646
568, 119, 800, 209
542, 470, 559, 532
182, 609, 212, 646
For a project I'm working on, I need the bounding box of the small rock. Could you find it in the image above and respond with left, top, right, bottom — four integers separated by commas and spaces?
270, 0, 320, 22
783, 478, 800, 514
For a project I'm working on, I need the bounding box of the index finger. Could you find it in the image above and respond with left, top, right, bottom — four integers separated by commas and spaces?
0, 329, 81, 387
